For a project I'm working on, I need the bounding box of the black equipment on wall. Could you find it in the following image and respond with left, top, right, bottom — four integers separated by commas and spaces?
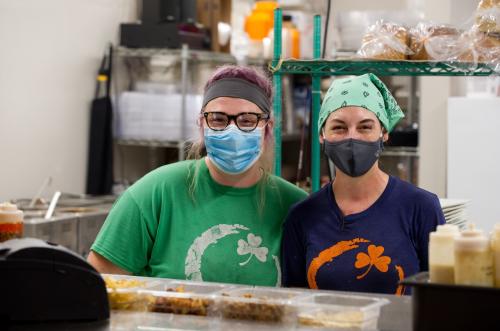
86, 45, 113, 195
120, 0, 197, 48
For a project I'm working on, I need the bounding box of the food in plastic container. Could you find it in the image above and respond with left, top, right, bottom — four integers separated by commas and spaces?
295, 293, 389, 330
219, 287, 303, 323
0, 202, 24, 242
409, 22, 460, 60
475, 0, 500, 33
104, 275, 159, 311
148, 281, 228, 316
357, 20, 412, 60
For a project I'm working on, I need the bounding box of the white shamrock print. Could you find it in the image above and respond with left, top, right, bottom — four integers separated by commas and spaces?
237, 233, 268, 266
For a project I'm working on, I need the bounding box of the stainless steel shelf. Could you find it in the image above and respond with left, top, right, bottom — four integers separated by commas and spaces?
115, 139, 184, 148
115, 46, 267, 65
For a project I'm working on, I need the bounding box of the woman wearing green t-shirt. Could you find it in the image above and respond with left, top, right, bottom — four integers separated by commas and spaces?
88, 65, 307, 286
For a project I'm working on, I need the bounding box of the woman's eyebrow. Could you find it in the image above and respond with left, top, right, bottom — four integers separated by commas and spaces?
328, 118, 346, 124
359, 119, 375, 124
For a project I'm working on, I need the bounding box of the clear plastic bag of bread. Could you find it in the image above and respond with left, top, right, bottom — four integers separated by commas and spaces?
422, 25, 499, 73
357, 20, 413, 60
475, 0, 500, 34
409, 22, 461, 60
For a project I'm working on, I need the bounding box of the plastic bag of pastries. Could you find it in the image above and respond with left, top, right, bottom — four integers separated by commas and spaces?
409, 22, 461, 60
357, 20, 413, 60
475, 0, 500, 34
456, 29, 500, 71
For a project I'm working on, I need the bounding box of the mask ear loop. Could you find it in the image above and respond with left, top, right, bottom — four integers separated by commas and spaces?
379, 129, 385, 151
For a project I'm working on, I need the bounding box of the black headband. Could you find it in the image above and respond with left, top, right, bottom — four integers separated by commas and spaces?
202, 78, 271, 113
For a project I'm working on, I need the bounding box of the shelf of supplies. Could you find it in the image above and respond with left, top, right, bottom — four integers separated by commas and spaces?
381, 146, 419, 157
115, 46, 266, 65
270, 59, 496, 76
115, 139, 185, 148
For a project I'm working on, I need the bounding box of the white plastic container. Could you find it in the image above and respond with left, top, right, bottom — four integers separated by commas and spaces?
454, 224, 494, 287
146, 280, 230, 316
429, 224, 459, 284
295, 293, 389, 330
492, 223, 500, 288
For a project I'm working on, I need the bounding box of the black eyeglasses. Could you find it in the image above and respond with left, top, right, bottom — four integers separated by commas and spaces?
203, 112, 270, 132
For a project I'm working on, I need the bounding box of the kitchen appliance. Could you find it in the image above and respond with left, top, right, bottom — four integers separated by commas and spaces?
0, 238, 109, 323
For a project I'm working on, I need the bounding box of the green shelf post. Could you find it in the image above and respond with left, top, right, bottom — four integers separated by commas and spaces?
272, 8, 283, 176
311, 15, 322, 192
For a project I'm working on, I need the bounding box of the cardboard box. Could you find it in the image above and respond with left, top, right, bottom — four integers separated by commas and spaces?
197, 0, 232, 52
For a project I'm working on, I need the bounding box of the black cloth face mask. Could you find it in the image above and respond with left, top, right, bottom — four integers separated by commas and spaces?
324, 138, 384, 177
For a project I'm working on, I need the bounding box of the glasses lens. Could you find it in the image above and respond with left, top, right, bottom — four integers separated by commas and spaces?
236, 113, 259, 131
207, 112, 228, 130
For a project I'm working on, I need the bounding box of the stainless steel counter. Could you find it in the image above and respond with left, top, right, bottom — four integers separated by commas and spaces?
22, 203, 112, 257
9, 290, 412, 331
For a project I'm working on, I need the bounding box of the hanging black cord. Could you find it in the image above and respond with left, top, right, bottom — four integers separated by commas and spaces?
322, 0, 332, 58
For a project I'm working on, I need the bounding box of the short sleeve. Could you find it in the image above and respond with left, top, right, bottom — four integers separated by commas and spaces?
415, 194, 445, 271
91, 191, 156, 274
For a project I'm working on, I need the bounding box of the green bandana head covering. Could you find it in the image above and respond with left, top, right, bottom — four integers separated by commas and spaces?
318, 73, 404, 133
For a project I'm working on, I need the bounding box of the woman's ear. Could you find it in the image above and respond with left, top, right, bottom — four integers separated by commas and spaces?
267, 118, 274, 130
319, 132, 325, 144
382, 129, 389, 142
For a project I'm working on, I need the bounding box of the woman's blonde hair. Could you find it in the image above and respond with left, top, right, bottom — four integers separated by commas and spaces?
186, 65, 276, 212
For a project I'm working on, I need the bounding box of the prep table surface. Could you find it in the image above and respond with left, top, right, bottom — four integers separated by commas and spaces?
10, 290, 412, 330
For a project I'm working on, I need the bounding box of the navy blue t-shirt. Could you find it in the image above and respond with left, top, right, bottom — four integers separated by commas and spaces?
282, 176, 445, 295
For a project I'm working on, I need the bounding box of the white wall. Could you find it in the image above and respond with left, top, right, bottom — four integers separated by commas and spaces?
448, 97, 500, 232
0, 0, 138, 201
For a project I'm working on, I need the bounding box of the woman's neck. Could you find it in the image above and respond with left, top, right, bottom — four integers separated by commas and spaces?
332, 164, 389, 202
205, 157, 263, 188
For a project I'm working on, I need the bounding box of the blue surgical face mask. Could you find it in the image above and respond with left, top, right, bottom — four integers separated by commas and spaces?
204, 124, 263, 175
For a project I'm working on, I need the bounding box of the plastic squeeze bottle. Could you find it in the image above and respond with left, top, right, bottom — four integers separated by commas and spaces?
491, 223, 500, 288
429, 224, 459, 284
454, 224, 493, 287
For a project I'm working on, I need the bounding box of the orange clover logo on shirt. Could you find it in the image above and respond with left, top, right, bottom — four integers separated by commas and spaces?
354, 244, 391, 280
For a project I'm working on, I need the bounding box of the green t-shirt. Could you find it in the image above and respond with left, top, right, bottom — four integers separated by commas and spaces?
91, 158, 307, 286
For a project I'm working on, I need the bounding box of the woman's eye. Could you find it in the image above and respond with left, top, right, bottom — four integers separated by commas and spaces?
332, 126, 346, 131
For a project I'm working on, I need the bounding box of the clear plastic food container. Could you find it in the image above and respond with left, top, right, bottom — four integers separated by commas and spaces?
294, 293, 389, 330
146, 280, 232, 316
103, 274, 161, 311
217, 287, 304, 324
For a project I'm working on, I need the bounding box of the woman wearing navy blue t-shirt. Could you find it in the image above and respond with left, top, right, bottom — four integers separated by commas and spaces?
282, 73, 445, 295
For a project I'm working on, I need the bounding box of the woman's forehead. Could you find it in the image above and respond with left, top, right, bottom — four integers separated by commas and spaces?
326, 106, 377, 123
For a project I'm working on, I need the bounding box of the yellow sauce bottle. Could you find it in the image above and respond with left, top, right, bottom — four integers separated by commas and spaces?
492, 223, 500, 288
429, 224, 459, 284
454, 224, 493, 287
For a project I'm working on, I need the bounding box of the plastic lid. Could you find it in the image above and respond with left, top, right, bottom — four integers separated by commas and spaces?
461, 223, 483, 237
455, 223, 489, 251
0, 202, 19, 212
434, 224, 460, 235
0, 202, 23, 223
492, 223, 500, 241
